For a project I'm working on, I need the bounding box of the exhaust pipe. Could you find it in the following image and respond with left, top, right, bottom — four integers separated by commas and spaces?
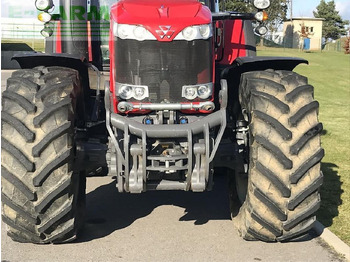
60, 0, 88, 59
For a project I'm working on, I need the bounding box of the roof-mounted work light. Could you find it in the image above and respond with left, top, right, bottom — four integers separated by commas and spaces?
253, 0, 270, 9
40, 22, 54, 37
35, 0, 54, 12
38, 12, 52, 23
255, 25, 268, 35
255, 10, 269, 22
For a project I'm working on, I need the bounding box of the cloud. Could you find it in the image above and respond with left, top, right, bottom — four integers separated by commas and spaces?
336, 1, 350, 21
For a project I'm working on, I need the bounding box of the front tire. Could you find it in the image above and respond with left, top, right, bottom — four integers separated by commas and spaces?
1, 66, 86, 243
232, 70, 324, 242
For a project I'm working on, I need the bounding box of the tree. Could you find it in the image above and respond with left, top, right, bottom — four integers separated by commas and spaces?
223, 1, 253, 13
265, 0, 288, 32
223, 0, 288, 32
313, 0, 349, 40
344, 37, 350, 54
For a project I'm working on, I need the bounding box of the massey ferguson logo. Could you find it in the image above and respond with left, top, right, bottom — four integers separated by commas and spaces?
156, 26, 175, 39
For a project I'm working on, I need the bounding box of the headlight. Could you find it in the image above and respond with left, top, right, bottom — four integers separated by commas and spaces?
116, 83, 149, 101
117, 24, 130, 39
182, 83, 213, 100
134, 86, 147, 100
133, 26, 147, 41
118, 85, 133, 100
199, 25, 211, 39
175, 24, 213, 41
113, 23, 156, 41
253, 0, 270, 9
182, 27, 197, 41
198, 85, 212, 99
35, 0, 54, 11
40, 22, 54, 37
183, 86, 198, 100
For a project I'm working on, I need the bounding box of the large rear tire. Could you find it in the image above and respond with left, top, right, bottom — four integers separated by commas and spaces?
1, 66, 86, 243
232, 70, 324, 242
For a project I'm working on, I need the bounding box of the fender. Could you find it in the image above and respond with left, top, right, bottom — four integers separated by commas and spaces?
221, 56, 308, 78
12, 52, 90, 91
13, 52, 92, 117
219, 56, 308, 120
12, 52, 89, 79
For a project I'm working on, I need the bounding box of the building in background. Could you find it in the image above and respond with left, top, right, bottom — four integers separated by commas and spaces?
283, 17, 324, 50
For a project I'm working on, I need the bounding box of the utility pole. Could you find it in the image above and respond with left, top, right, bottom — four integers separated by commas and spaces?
285, 0, 294, 49
287, 0, 293, 21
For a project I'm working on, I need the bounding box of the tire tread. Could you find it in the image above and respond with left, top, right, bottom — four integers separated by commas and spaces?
1, 67, 84, 244
233, 70, 323, 242
1, 112, 35, 143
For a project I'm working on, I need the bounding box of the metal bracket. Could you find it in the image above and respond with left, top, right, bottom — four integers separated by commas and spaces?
191, 143, 206, 192
90, 64, 101, 121
129, 144, 144, 193
235, 120, 249, 173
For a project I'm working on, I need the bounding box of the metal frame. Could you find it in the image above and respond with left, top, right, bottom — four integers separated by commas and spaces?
105, 81, 228, 193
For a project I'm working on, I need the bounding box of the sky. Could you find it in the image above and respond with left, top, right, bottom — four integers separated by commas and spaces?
292, 0, 350, 20
1, 0, 350, 20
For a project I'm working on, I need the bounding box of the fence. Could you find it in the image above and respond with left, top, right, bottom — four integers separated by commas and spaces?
1, 20, 45, 52
256, 35, 324, 51
257, 34, 350, 53
323, 38, 347, 52
2, 20, 43, 39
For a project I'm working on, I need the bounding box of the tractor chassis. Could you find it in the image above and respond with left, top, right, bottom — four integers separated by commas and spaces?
105, 81, 228, 193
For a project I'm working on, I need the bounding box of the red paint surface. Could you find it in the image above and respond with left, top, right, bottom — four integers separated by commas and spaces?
87, 21, 93, 62
110, 0, 211, 42
219, 20, 247, 65
56, 21, 62, 53
109, 22, 118, 113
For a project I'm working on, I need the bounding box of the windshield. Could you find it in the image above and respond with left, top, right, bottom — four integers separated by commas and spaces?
89, 0, 117, 66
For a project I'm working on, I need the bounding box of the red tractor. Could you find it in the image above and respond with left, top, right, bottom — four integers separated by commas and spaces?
1, 0, 324, 243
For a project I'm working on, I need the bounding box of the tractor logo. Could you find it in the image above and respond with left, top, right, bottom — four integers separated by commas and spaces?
156, 26, 174, 39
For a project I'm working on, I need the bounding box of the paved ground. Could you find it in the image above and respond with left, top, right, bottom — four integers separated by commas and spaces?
0, 70, 346, 262
1, 176, 345, 262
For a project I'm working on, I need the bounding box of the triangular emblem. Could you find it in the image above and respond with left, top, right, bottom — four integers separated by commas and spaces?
156, 26, 174, 39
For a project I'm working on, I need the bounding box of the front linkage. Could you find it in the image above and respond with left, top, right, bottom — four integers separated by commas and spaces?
105, 81, 228, 193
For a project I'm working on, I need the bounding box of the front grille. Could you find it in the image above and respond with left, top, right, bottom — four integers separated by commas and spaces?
114, 38, 213, 103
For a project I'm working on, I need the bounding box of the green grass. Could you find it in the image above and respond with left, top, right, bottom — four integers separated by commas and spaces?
323, 37, 348, 52
257, 47, 350, 245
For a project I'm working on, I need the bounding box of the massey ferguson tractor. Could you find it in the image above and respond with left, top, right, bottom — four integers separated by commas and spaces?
1, 0, 324, 243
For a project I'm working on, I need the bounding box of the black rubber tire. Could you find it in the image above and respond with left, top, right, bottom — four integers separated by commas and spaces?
1, 66, 86, 243
232, 70, 324, 242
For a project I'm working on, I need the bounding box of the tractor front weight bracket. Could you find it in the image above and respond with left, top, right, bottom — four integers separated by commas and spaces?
106, 81, 228, 193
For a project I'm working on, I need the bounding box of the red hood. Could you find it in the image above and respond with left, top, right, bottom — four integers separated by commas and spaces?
110, 0, 212, 41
